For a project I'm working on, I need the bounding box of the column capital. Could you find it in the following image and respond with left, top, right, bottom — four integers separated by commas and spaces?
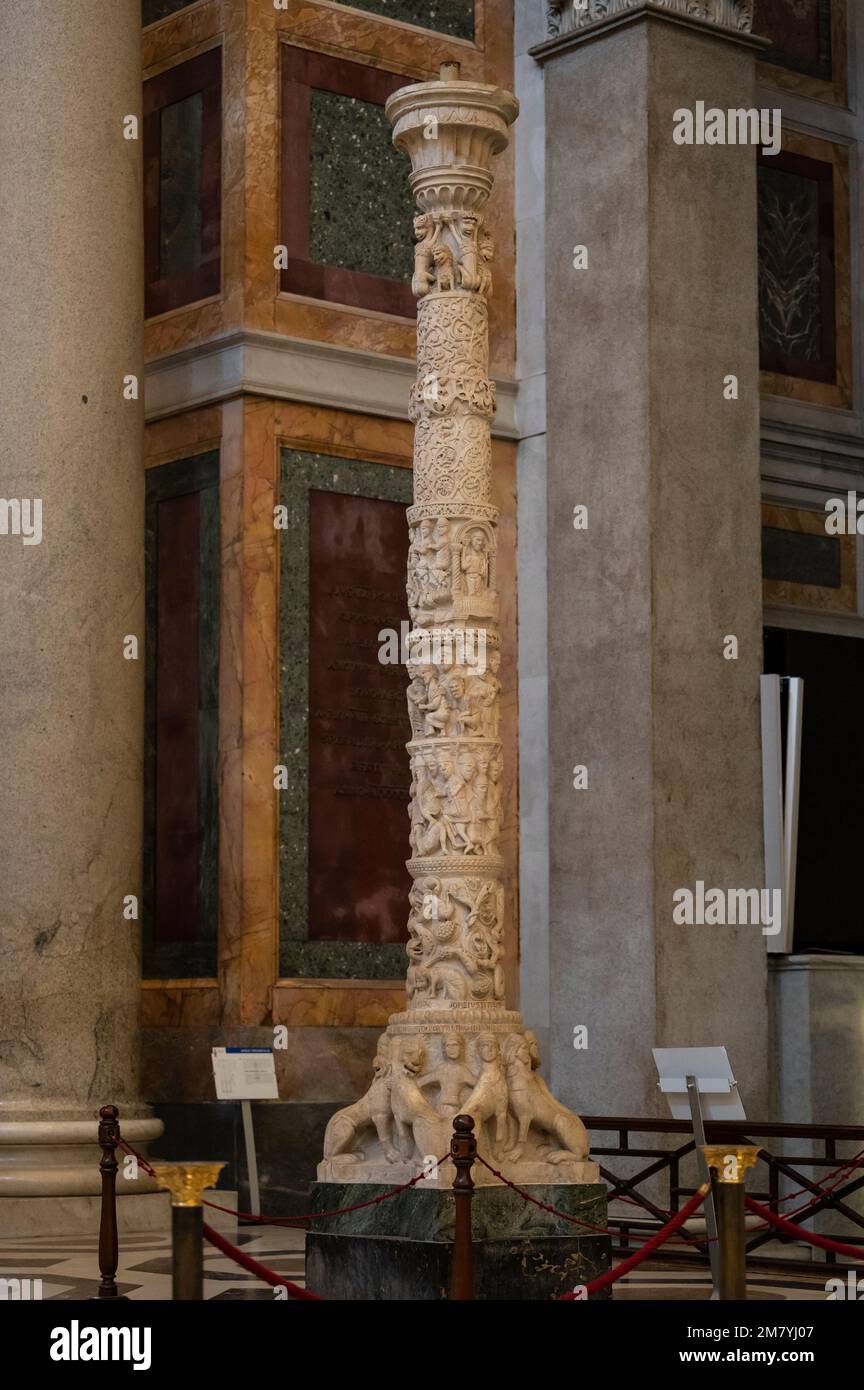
533, 1, 769, 63
385, 65, 518, 218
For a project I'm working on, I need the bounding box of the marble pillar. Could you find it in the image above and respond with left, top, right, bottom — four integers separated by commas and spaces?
316, 63, 598, 1188
0, 0, 163, 1234
535, 3, 770, 1118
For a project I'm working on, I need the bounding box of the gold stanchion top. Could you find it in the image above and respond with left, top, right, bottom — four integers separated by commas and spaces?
701, 1145, 761, 1184
151, 1161, 226, 1207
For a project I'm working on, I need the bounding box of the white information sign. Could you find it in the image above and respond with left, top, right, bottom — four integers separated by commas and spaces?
211, 1047, 279, 1101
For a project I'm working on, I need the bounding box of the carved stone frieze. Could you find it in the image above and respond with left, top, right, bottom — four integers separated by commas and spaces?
546, 0, 753, 36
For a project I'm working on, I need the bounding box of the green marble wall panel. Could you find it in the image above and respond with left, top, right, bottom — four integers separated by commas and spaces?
309, 89, 415, 283
342, 1, 475, 39
279, 450, 413, 980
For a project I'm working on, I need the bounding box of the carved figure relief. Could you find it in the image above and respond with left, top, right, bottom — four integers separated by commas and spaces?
408, 747, 501, 859
502, 1033, 590, 1162
462, 1033, 510, 1151
322, 1037, 400, 1165
412, 211, 497, 301
391, 1039, 450, 1160
405, 877, 504, 1003
416, 1034, 475, 1118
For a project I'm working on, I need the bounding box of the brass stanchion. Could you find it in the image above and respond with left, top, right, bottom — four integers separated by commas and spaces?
152, 1162, 225, 1301
701, 1144, 760, 1300
450, 1114, 476, 1300
91, 1104, 126, 1300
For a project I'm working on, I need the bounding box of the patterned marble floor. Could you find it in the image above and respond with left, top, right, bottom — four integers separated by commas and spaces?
0, 1227, 838, 1301
0, 1226, 306, 1301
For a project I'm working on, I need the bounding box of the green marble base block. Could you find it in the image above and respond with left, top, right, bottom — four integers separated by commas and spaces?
305, 1181, 611, 1300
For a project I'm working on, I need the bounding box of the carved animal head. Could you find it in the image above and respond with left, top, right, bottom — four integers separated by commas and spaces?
525, 1031, 542, 1070
372, 1037, 393, 1077
400, 1039, 426, 1075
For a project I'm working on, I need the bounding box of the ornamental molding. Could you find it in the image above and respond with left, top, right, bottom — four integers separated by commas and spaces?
546, 0, 754, 37
143, 328, 518, 440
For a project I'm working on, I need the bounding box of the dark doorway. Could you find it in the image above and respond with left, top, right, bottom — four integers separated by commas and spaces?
764, 626, 864, 952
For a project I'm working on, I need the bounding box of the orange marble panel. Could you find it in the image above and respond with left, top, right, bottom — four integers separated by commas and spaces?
143, 0, 224, 76
273, 401, 413, 464
762, 501, 857, 614
217, 399, 282, 1026
140, 981, 222, 1027
273, 980, 405, 1027
144, 403, 223, 467
273, 295, 417, 357
271, 0, 483, 80
244, 10, 280, 333
145, 295, 229, 359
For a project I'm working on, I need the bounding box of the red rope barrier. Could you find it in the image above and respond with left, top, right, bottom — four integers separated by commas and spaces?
202, 1222, 323, 1300
117, 1137, 156, 1178
559, 1185, 710, 1299
118, 1134, 451, 1227
475, 1154, 708, 1249
202, 1155, 452, 1226
745, 1197, 864, 1263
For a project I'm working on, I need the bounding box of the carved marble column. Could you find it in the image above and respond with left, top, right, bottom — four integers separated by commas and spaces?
318, 64, 597, 1189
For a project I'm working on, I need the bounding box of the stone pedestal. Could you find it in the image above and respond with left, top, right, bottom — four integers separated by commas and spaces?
534, 2, 770, 1118
0, 0, 162, 1234
305, 1182, 610, 1300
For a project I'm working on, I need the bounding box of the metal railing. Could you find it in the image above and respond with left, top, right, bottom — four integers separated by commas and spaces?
585, 1115, 864, 1270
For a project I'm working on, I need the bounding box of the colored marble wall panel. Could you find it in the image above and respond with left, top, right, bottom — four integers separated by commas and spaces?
159, 91, 204, 282
343, 0, 475, 40
308, 88, 414, 283
144, 48, 222, 317
280, 46, 416, 315
761, 525, 840, 588
754, 0, 832, 80
279, 449, 413, 979
145, 452, 220, 978
307, 488, 411, 945
758, 153, 835, 384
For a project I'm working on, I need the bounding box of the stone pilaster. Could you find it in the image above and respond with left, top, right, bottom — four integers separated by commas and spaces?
317, 64, 597, 1189
534, 5, 770, 1117
0, 0, 162, 1232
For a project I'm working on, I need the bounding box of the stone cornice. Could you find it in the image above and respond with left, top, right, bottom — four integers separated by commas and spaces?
143, 328, 519, 440
533, 1, 769, 63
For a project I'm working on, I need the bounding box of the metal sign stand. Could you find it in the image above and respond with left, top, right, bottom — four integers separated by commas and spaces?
653, 1047, 747, 1303
241, 1099, 261, 1219
686, 1074, 721, 1299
